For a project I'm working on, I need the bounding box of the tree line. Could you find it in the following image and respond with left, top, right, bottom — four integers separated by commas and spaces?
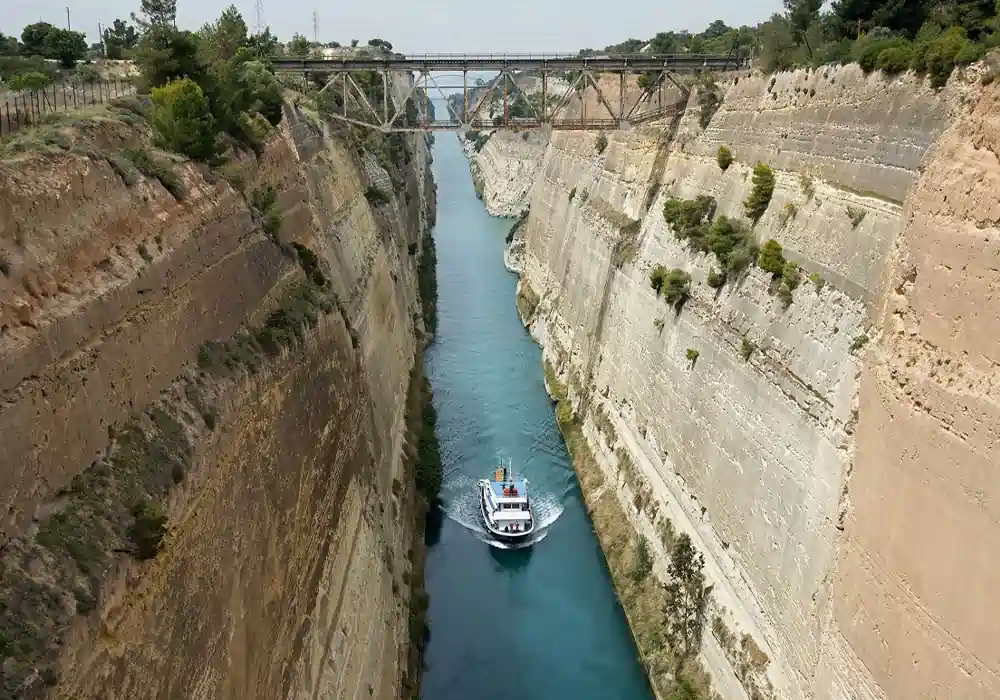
583, 1, 999, 87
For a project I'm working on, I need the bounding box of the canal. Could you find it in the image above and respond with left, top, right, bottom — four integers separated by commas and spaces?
419, 133, 654, 700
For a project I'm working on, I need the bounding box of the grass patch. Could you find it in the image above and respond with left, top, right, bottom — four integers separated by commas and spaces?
123, 146, 185, 200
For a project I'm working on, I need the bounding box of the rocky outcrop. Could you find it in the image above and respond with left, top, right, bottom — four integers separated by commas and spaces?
460, 130, 546, 217
0, 90, 436, 700
472, 63, 995, 700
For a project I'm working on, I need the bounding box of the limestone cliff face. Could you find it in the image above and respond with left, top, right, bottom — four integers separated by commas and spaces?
468, 64, 993, 700
460, 130, 547, 218
837, 81, 1000, 700
0, 93, 435, 699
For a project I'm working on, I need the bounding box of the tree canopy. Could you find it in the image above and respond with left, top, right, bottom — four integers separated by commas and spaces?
104, 19, 139, 60
19, 22, 87, 67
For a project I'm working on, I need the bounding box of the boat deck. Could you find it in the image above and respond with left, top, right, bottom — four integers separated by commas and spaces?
490, 480, 526, 499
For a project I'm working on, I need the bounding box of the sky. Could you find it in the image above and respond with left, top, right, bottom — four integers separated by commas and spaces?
2, 0, 784, 52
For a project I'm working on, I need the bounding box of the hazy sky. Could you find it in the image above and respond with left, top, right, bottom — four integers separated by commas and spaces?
2, 0, 783, 52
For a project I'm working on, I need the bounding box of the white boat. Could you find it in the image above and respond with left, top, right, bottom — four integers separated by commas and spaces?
478, 458, 535, 543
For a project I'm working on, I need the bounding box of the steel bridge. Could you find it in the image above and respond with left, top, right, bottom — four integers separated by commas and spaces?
269, 52, 742, 132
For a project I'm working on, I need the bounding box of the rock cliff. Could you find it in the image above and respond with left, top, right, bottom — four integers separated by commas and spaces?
0, 87, 436, 699
468, 63, 997, 700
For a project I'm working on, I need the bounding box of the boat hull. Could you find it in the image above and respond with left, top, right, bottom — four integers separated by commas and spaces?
478, 482, 535, 543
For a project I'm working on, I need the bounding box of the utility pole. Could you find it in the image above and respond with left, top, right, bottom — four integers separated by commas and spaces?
66, 7, 71, 30
98, 22, 106, 58
312, 9, 318, 45
254, 0, 265, 36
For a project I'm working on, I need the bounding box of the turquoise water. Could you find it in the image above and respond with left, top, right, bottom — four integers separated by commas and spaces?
420, 134, 654, 700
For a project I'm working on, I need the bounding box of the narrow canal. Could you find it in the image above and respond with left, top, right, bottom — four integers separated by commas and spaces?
420, 133, 654, 700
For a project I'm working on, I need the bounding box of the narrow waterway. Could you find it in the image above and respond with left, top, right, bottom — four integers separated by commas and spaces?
420, 133, 654, 700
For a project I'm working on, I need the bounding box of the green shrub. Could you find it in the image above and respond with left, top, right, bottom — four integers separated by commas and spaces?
743, 162, 775, 222
249, 184, 282, 237
569, 187, 577, 201
757, 239, 785, 276
800, 173, 815, 198
854, 37, 911, 73
365, 185, 390, 206
73, 63, 101, 84
685, 348, 700, 363
850, 333, 870, 352
649, 265, 668, 293
810, 271, 825, 291
6, 70, 53, 91
846, 205, 866, 227
716, 146, 733, 171
595, 133, 608, 154
629, 536, 653, 582
914, 27, 983, 88
781, 261, 801, 291
662, 269, 692, 308
706, 268, 726, 289
150, 78, 216, 160
663, 195, 716, 250
740, 336, 755, 361
779, 202, 797, 227
128, 500, 168, 560
875, 46, 914, 74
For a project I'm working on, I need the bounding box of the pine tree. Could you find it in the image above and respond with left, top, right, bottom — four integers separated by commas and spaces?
132, 0, 177, 30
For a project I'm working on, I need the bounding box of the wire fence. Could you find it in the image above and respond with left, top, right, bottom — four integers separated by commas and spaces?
0, 79, 136, 138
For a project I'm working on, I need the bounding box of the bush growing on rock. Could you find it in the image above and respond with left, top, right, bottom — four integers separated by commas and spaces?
663, 195, 716, 247
650, 266, 691, 307
716, 146, 733, 171
757, 239, 786, 275
706, 268, 726, 289
150, 77, 216, 160
743, 162, 775, 223
875, 46, 913, 74
595, 133, 608, 154
129, 500, 168, 560
663, 269, 692, 308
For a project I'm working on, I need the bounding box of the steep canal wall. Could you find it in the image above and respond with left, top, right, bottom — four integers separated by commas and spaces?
467, 63, 998, 700
0, 82, 437, 699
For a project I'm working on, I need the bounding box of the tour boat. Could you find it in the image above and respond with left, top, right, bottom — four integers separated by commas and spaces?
478, 458, 535, 543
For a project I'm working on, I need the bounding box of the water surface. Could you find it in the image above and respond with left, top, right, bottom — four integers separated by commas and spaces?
420, 133, 653, 700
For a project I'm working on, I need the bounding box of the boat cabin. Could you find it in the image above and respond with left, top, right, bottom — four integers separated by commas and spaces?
482, 474, 533, 534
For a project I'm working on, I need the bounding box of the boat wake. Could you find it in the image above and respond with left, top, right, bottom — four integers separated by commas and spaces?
442, 473, 563, 549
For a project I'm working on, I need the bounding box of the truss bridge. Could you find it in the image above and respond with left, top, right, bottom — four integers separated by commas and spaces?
269, 52, 742, 132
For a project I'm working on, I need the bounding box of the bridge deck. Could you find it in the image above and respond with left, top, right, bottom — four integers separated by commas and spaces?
270, 53, 739, 72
